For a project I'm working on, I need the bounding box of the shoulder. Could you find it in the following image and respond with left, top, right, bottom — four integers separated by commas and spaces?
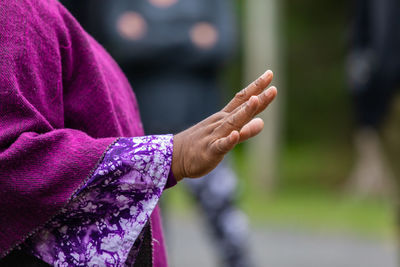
0, 0, 75, 103
0, 0, 75, 47
0, 0, 64, 27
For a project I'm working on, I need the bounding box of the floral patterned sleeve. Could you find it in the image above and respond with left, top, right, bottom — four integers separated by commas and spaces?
22, 135, 174, 266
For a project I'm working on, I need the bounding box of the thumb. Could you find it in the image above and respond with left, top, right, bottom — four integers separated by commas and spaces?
212, 130, 240, 154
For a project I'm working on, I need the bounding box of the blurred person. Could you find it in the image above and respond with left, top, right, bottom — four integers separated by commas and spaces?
347, 0, 400, 196
0, 0, 277, 266
60, 1, 254, 266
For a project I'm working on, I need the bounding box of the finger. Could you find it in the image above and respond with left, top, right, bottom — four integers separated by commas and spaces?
224, 95, 259, 131
254, 86, 278, 115
229, 85, 277, 117
212, 130, 240, 154
239, 118, 264, 142
223, 70, 273, 113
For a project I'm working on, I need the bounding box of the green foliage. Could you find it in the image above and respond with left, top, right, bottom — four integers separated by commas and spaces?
241, 187, 396, 240
279, 143, 354, 189
164, 182, 396, 240
203, 0, 398, 239
284, 0, 352, 146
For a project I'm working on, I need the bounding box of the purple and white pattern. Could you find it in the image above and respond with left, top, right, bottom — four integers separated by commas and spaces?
23, 135, 173, 266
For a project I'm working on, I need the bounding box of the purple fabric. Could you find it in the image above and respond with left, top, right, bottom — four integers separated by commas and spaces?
165, 172, 178, 189
24, 136, 173, 266
0, 0, 167, 259
151, 206, 169, 267
150, 173, 176, 267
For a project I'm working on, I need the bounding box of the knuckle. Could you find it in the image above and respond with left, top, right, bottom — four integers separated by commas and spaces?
218, 111, 229, 118
235, 88, 247, 100
209, 111, 226, 123
214, 141, 228, 155
255, 76, 266, 87
226, 115, 239, 129
214, 111, 227, 122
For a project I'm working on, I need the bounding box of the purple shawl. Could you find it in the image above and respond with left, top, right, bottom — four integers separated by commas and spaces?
0, 0, 148, 257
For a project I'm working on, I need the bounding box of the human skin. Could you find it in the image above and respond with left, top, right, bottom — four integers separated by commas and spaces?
172, 70, 276, 181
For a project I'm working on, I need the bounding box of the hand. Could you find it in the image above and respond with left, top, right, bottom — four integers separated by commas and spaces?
171, 70, 277, 181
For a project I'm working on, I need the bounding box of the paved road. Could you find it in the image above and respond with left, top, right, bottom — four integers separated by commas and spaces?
166, 214, 398, 267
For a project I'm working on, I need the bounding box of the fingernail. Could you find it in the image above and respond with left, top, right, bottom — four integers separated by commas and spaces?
250, 95, 258, 101
262, 70, 272, 78
265, 86, 276, 97
247, 95, 258, 107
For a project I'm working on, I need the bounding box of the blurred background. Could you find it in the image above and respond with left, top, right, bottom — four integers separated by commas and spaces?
62, 0, 400, 266
164, 0, 400, 266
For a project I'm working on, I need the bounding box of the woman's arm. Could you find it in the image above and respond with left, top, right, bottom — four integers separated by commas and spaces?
22, 72, 276, 266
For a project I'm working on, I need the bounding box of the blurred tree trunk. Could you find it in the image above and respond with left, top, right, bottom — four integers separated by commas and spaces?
243, 0, 284, 190
347, 127, 396, 197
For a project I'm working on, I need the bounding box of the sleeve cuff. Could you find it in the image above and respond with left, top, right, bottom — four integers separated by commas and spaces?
165, 170, 177, 189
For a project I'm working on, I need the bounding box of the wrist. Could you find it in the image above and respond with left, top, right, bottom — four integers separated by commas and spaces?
172, 133, 184, 181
